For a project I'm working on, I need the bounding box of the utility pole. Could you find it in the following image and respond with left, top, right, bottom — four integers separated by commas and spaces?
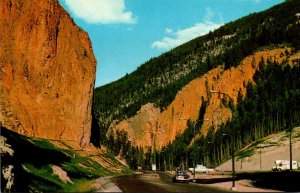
210, 90, 236, 191
154, 132, 156, 172
222, 133, 236, 190
260, 147, 262, 170
288, 123, 298, 172
180, 118, 208, 181
232, 134, 236, 189
192, 119, 208, 181
289, 126, 292, 171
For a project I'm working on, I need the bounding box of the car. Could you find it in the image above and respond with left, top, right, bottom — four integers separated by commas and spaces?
188, 164, 215, 174
172, 171, 190, 183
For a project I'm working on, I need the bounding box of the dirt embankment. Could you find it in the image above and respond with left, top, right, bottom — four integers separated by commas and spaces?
216, 127, 300, 172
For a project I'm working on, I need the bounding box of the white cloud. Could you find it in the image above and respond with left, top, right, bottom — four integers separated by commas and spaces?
64, 0, 136, 24
152, 8, 223, 50
165, 28, 173, 34
152, 22, 222, 50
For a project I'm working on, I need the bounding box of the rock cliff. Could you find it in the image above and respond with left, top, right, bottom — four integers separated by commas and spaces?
109, 48, 297, 149
0, 0, 96, 146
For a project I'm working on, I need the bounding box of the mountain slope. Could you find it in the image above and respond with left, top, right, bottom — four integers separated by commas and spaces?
93, 0, 300, 150
107, 48, 298, 149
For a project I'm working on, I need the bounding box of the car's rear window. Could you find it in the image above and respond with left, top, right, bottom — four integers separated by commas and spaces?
177, 171, 187, 175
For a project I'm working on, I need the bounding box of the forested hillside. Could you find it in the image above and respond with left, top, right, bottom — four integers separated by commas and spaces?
92, 0, 300, 169
156, 58, 300, 170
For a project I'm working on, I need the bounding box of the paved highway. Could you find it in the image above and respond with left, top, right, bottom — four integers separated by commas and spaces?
111, 172, 230, 192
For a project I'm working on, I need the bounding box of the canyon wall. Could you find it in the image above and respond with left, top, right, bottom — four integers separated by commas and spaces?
0, 0, 96, 146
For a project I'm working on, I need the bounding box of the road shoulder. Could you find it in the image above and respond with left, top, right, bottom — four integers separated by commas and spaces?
93, 176, 122, 192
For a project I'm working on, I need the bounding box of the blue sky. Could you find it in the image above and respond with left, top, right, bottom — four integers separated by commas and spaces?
58, 0, 283, 87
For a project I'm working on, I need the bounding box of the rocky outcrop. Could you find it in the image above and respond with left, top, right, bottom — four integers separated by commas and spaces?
0, 0, 96, 146
0, 135, 15, 192
109, 48, 297, 149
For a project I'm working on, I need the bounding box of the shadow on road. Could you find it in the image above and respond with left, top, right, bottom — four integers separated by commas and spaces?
194, 177, 233, 184
237, 171, 300, 192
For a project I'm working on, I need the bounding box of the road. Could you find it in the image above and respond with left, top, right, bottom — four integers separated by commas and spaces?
111, 172, 229, 192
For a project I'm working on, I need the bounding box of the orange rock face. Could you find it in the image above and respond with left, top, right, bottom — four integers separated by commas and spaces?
0, 0, 96, 146
109, 48, 296, 149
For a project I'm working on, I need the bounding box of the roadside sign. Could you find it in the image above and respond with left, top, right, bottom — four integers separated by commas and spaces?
152, 164, 156, 171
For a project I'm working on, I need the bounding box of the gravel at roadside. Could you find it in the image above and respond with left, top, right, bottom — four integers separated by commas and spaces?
93, 176, 122, 192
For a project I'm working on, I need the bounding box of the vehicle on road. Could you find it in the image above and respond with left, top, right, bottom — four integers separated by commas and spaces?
272, 160, 298, 171
188, 164, 215, 173
172, 171, 190, 183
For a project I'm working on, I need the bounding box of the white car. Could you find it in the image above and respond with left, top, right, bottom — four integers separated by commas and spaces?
172, 171, 190, 183
188, 164, 215, 173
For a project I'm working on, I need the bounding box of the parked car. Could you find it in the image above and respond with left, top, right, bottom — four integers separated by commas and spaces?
172, 171, 190, 183
188, 164, 215, 173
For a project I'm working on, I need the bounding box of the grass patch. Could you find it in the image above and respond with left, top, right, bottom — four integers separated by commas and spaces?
247, 138, 266, 149
27, 138, 57, 150
102, 152, 126, 167
236, 148, 255, 159
22, 163, 67, 191
265, 141, 279, 145
62, 156, 113, 179
103, 152, 118, 163
280, 135, 289, 141
63, 178, 98, 192
121, 167, 133, 174
22, 163, 105, 192
235, 138, 265, 159
2, 127, 129, 192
